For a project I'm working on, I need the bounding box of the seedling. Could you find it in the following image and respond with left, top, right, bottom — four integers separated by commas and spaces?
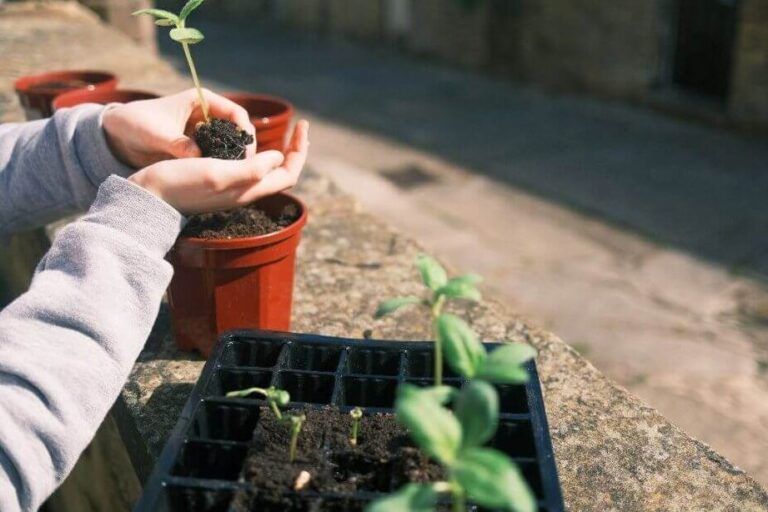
225, 386, 290, 420
367, 383, 536, 512
376, 255, 535, 386
349, 407, 363, 447
287, 413, 306, 463
133, 0, 210, 122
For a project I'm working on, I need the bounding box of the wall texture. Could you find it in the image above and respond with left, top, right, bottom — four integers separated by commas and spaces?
730, 0, 768, 126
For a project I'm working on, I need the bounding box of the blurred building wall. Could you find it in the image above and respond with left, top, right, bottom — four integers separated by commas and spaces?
77, 0, 157, 50
271, 0, 767, 130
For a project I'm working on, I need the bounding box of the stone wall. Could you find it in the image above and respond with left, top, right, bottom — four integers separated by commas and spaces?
78, 0, 157, 49
488, 0, 665, 96
730, 0, 768, 127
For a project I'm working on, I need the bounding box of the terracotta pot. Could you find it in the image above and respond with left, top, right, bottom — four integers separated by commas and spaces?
14, 70, 117, 119
52, 88, 158, 111
224, 93, 294, 152
168, 193, 308, 357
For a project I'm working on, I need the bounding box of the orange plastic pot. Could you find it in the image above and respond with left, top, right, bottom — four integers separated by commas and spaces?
224, 93, 294, 152
52, 88, 158, 111
167, 193, 308, 357
14, 70, 117, 119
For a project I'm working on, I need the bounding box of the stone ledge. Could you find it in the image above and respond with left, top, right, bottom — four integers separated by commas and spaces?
1, 3, 767, 511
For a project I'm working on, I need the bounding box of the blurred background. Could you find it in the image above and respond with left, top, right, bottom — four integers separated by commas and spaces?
10, 0, 768, 487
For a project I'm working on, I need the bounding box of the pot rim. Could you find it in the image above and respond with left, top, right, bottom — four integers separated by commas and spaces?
174, 192, 308, 250
223, 92, 295, 129
52, 88, 158, 110
14, 70, 117, 95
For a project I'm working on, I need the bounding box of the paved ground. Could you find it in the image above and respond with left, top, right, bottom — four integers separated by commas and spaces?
159, 19, 768, 485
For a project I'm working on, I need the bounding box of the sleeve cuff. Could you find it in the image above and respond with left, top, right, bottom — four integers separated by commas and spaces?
74, 104, 135, 187
83, 176, 186, 258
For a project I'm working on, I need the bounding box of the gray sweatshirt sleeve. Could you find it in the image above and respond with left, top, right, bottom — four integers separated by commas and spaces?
0, 104, 134, 235
0, 176, 184, 512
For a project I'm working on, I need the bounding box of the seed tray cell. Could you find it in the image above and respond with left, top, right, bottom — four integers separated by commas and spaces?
136, 330, 564, 512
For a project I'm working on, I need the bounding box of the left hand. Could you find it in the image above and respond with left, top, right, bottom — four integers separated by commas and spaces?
102, 88, 256, 169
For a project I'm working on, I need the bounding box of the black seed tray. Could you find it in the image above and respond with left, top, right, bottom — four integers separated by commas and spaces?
134, 330, 564, 512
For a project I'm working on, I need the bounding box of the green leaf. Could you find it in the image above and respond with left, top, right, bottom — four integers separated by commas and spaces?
155, 19, 177, 27
454, 448, 536, 512
365, 483, 437, 512
436, 274, 482, 301
170, 27, 205, 44
436, 314, 486, 379
419, 384, 459, 405
395, 384, 461, 465
416, 254, 447, 291
179, 0, 205, 20
375, 297, 422, 319
455, 380, 498, 448
475, 344, 536, 384
132, 8, 180, 25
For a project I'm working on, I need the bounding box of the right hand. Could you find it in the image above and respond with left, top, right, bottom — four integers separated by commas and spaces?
129, 120, 309, 215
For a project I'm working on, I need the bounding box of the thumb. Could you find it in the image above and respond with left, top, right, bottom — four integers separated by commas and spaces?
168, 136, 202, 159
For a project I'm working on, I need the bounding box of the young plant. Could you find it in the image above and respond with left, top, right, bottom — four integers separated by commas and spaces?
376, 255, 535, 386
376, 255, 483, 386
349, 407, 363, 447
367, 382, 536, 512
133, 0, 211, 122
225, 386, 290, 420
287, 413, 306, 463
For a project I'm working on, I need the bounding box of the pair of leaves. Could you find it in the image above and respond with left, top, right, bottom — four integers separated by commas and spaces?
134, 0, 205, 44
438, 313, 536, 383
386, 383, 535, 512
396, 381, 496, 462
418, 255, 482, 301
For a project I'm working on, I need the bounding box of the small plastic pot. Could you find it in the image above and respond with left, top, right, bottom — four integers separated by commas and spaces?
224, 93, 294, 152
167, 193, 308, 357
52, 88, 158, 111
14, 70, 117, 119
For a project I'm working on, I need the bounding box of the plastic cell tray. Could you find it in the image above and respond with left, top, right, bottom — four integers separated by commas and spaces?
134, 331, 565, 512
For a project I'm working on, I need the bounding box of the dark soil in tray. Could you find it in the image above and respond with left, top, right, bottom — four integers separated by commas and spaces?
194, 118, 254, 160
231, 407, 444, 511
181, 202, 299, 239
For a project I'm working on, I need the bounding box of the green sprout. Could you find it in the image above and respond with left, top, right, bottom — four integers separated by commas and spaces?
225, 386, 290, 420
287, 413, 306, 463
366, 383, 536, 512
376, 255, 535, 387
133, 0, 210, 122
349, 407, 363, 447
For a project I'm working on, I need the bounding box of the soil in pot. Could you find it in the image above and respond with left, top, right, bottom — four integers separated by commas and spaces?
182, 202, 299, 239
231, 407, 444, 511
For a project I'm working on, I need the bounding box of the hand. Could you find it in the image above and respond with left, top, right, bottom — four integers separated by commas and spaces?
129, 121, 309, 215
102, 88, 256, 169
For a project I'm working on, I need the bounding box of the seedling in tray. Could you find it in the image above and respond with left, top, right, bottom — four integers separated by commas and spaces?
376, 255, 536, 386
226, 385, 290, 420
368, 381, 535, 512
349, 406, 363, 447
226, 385, 308, 464
134, 0, 254, 159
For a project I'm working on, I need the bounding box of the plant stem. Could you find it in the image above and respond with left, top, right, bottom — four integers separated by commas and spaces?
288, 415, 305, 463
181, 41, 210, 123
450, 479, 466, 512
431, 295, 446, 386
270, 400, 283, 421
